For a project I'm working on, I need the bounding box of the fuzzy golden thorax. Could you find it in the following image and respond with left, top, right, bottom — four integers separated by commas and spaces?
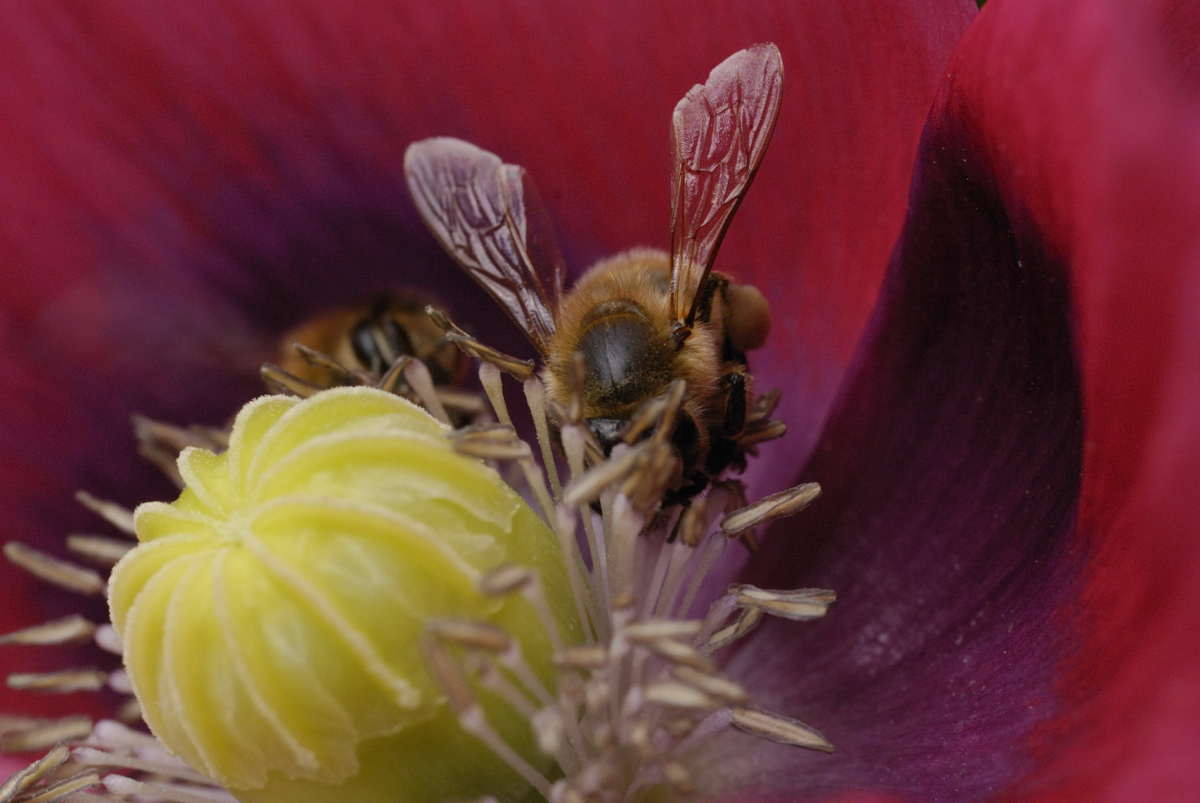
543, 248, 725, 464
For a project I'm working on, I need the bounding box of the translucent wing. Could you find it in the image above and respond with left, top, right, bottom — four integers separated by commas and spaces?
669, 44, 784, 338
404, 138, 565, 353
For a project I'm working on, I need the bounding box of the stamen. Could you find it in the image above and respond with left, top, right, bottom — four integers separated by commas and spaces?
623, 620, 703, 640
290, 342, 373, 386
523, 378, 564, 499
424, 633, 556, 798
2, 543, 105, 596
427, 308, 536, 381
92, 625, 123, 655
728, 708, 833, 753
377, 354, 412, 395
436, 387, 489, 419
131, 416, 230, 489
4, 322, 838, 803
72, 747, 212, 786
64, 535, 132, 566
642, 683, 718, 710
72, 492, 135, 535
720, 482, 821, 534
102, 775, 236, 803
552, 647, 608, 672
735, 418, 787, 448
403, 359, 451, 423
0, 717, 93, 754
17, 769, 100, 803
635, 638, 716, 674
478, 363, 511, 426
670, 665, 750, 705
479, 565, 566, 653
552, 507, 601, 646
705, 608, 764, 652
733, 585, 835, 621
0, 743, 68, 800
6, 669, 107, 694
259, 363, 322, 398
430, 620, 512, 653
675, 532, 728, 620
0, 616, 95, 647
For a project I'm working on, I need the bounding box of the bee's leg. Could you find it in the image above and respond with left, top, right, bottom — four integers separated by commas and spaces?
694, 273, 730, 324
720, 372, 747, 437
663, 474, 710, 509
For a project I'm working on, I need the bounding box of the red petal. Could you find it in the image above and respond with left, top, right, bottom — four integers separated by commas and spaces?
943, 0, 1200, 799
723, 0, 1200, 799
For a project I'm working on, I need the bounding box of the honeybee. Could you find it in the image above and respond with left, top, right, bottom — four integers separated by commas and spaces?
278, 290, 466, 390
404, 44, 783, 487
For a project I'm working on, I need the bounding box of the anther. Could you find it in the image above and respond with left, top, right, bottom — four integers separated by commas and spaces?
65, 534, 132, 566
729, 708, 834, 753
430, 620, 512, 653
479, 564, 534, 596
2, 543, 106, 596
7, 669, 107, 694
748, 388, 782, 422
16, 768, 100, 803
662, 761, 692, 793
720, 482, 821, 534
733, 585, 835, 621
378, 354, 413, 394
452, 424, 532, 461
705, 607, 764, 652
735, 418, 787, 447
0, 743, 69, 800
290, 342, 372, 385
670, 665, 751, 705
73, 491, 136, 535
552, 646, 608, 671
0, 616, 95, 647
643, 683, 718, 710
562, 443, 647, 507
259, 363, 323, 398
623, 619, 703, 641
427, 307, 536, 381
0, 717, 92, 754
639, 638, 716, 674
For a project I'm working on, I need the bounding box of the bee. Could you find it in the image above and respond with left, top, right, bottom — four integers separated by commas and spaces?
404, 44, 783, 488
278, 290, 466, 390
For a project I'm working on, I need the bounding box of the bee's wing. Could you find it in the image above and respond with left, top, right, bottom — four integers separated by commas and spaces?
668, 44, 784, 338
404, 138, 565, 353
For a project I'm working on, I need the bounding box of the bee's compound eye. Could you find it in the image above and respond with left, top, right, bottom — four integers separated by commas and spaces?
586, 418, 627, 456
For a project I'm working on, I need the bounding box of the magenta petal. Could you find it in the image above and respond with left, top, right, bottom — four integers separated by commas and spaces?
706, 108, 1083, 801
713, 0, 1200, 800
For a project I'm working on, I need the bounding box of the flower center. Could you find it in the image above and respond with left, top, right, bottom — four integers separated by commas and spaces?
1, 334, 835, 803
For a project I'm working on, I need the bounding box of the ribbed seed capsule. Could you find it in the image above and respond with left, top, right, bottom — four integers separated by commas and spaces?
108, 387, 579, 803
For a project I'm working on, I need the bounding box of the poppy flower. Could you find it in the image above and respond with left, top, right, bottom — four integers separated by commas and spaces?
1, 0, 1197, 801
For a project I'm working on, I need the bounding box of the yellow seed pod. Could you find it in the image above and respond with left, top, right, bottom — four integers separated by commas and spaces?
109, 387, 577, 802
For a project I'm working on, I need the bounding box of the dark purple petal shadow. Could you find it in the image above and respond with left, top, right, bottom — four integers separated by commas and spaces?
697, 111, 1085, 800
